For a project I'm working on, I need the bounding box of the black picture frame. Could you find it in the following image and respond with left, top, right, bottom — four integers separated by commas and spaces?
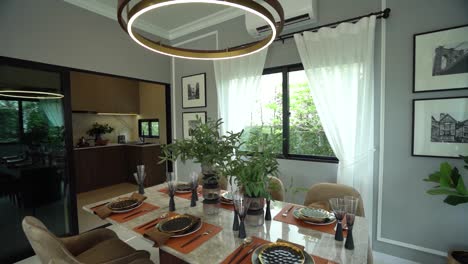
413, 24, 468, 93
412, 96, 468, 158
182, 111, 207, 139
181, 73, 207, 108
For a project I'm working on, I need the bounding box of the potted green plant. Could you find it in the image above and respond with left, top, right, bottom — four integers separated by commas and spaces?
424, 155, 468, 264
86, 122, 114, 146
160, 118, 243, 200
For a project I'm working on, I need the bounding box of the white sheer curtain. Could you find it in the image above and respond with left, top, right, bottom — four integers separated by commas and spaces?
214, 49, 268, 135
294, 16, 376, 216
39, 99, 64, 127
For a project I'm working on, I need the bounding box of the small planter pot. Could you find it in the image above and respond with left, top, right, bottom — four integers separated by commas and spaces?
202, 183, 220, 200
247, 197, 265, 211
246, 209, 264, 227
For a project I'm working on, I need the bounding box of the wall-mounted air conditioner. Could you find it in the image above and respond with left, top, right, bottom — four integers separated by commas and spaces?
245, 0, 318, 38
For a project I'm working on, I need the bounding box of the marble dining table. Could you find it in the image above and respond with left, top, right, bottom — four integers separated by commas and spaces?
83, 184, 368, 264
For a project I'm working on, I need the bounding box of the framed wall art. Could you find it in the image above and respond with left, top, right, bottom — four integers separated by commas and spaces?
182, 73, 206, 108
182, 111, 207, 139
412, 96, 468, 158
413, 24, 468, 93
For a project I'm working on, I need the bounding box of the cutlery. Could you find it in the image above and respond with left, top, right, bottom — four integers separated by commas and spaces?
137, 213, 168, 230
122, 208, 151, 220
180, 229, 213, 248
282, 205, 294, 217
227, 237, 253, 264
235, 243, 261, 264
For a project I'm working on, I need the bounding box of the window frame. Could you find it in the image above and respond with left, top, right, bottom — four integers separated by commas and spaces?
138, 118, 160, 138
0, 98, 40, 145
262, 63, 339, 164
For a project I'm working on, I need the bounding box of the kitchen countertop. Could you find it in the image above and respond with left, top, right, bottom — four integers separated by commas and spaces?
74, 143, 160, 150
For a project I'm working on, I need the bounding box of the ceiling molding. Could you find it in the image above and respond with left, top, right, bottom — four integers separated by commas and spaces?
63, 0, 244, 41
63, 0, 170, 40
168, 7, 244, 40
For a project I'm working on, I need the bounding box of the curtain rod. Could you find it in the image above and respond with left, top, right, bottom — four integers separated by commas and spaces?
277, 8, 391, 42
230, 8, 391, 50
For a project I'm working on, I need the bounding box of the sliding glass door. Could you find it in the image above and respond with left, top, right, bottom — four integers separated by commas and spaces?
0, 58, 77, 263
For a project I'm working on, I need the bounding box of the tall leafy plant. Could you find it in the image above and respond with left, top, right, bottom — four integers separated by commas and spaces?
424, 155, 468, 206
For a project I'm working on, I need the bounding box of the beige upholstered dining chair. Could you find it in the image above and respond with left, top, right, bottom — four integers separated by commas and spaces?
22, 216, 153, 264
303, 183, 372, 264
303, 183, 365, 217
268, 176, 285, 201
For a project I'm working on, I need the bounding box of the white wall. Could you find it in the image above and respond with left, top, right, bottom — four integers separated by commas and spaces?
0, 0, 170, 83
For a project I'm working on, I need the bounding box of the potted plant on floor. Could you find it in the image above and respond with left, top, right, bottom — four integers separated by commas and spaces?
423, 155, 468, 264
86, 122, 114, 146
160, 118, 243, 202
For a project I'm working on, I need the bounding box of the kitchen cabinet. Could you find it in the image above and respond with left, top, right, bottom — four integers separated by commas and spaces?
70, 71, 139, 114
74, 144, 164, 193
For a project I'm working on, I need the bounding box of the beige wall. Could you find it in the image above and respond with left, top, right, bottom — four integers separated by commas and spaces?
138, 82, 166, 144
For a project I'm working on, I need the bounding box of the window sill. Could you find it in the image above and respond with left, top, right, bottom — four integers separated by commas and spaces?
276, 155, 339, 164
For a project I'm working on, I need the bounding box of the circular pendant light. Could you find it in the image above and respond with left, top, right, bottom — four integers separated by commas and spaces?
118, 0, 284, 60
0, 90, 64, 100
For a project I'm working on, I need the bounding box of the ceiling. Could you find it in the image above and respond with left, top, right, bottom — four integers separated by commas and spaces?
64, 0, 244, 40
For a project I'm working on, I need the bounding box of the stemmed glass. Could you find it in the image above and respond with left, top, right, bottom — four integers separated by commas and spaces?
190, 172, 199, 207
344, 196, 359, 250
233, 190, 251, 239
329, 197, 346, 241
167, 172, 176, 211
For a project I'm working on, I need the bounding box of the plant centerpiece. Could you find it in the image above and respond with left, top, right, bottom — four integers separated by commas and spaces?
160, 118, 243, 202
86, 122, 114, 146
424, 155, 468, 264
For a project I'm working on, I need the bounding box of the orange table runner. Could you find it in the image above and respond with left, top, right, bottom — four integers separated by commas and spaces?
92, 202, 159, 223
134, 213, 222, 254
273, 204, 347, 237
220, 236, 337, 264
158, 186, 202, 200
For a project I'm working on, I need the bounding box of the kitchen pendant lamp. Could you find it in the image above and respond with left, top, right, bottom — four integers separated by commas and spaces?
118, 0, 284, 60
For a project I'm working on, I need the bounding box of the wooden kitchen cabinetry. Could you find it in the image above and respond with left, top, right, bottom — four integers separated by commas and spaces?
126, 145, 166, 187
74, 145, 165, 193
70, 71, 139, 114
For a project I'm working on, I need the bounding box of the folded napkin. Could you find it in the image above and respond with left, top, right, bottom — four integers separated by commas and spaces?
94, 193, 147, 219
144, 214, 201, 248
307, 201, 331, 212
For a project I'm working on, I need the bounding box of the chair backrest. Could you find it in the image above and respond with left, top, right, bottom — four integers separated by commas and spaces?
303, 183, 365, 217
268, 176, 285, 201
22, 216, 80, 264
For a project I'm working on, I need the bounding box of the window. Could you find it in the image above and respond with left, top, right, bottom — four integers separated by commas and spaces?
138, 119, 159, 138
0, 99, 52, 144
247, 64, 337, 162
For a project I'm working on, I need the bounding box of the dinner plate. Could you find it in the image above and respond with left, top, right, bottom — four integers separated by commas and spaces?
107, 198, 142, 213
157, 215, 196, 234
176, 183, 192, 193
252, 243, 314, 264
221, 191, 233, 200
298, 207, 332, 222
292, 208, 336, 226
171, 220, 203, 238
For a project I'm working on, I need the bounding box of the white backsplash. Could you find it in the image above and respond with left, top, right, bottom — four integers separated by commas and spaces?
72, 114, 138, 145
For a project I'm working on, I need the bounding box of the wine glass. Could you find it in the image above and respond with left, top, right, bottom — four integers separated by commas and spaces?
166, 172, 176, 211
233, 190, 252, 239
329, 197, 346, 241
344, 196, 359, 250
190, 171, 199, 207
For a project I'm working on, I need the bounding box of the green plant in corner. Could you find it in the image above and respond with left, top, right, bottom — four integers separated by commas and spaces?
424, 155, 468, 206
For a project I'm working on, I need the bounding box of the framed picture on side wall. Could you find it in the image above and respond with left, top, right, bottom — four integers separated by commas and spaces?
182, 111, 207, 139
182, 73, 206, 108
412, 96, 468, 158
413, 24, 468, 92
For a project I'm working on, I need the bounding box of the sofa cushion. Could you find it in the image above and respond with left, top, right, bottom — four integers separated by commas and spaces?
76, 238, 136, 263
